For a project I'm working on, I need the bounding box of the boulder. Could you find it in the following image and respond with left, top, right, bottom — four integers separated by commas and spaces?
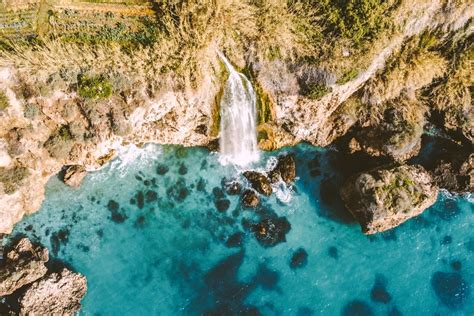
0, 238, 49, 296
269, 154, 296, 184
251, 216, 291, 247
340, 164, 438, 234
243, 171, 272, 196
19, 269, 87, 316
432, 153, 473, 193
62, 165, 87, 188
241, 189, 260, 208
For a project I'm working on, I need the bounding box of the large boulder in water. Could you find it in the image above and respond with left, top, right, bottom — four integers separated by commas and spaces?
0, 238, 49, 296
241, 189, 260, 208
251, 216, 291, 247
243, 171, 272, 196
269, 154, 296, 184
340, 164, 438, 234
19, 268, 87, 315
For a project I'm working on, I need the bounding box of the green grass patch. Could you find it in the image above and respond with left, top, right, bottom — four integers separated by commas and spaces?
337, 69, 359, 84
305, 83, 332, 100
78, 74, 112, 100
0, 91, 9, 110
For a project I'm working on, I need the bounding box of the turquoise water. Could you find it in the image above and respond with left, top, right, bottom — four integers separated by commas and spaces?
6, 143, 473, 315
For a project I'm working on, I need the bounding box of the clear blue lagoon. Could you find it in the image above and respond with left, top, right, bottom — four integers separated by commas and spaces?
6, 143, 473, 315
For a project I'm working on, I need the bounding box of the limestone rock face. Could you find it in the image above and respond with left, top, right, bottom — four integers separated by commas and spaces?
62, 165, 87, 188
0, 238, 49, 296
243, 171, 272, 196
19, 269, 87, 316
340, 165, 438, 234
269, 154, 296, 184
432, 153, 473, 193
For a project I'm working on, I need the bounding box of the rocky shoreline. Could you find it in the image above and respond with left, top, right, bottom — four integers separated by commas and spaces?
0, 238, 87, 315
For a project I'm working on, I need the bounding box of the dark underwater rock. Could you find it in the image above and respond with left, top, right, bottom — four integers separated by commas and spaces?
290, 248, 308, 269
340, 165, 438, 234
251, 216, 291, 248
243, 171, 272, 196
215, 199, 230, 212
226, 232, 244, 248
431, 271, 470, 309
269, 154, 296, 184
370, 274, 391, 304
156, 164, 169, 175
241, 190, 260, 208
0, 238, 49, 296
341, 300, 373, 316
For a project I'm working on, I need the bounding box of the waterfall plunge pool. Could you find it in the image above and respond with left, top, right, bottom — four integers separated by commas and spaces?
3, 142, 473, 315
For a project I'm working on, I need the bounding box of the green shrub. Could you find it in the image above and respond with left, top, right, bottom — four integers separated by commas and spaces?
0, 91, 9, 110
0, 166, 29, 194
337, 69, 359, 84
78, 75, 112, 100
305, 83, 332, 100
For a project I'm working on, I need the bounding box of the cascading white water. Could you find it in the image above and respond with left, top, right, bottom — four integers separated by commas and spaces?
217, 53, 259, 167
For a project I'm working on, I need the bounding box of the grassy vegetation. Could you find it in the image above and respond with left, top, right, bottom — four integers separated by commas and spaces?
0, 165, 29, 194
0, 91, 9, 110
77, 75, 112, 100
304, 83, 332, 100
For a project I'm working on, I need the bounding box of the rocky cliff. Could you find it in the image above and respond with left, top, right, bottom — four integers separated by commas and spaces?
0, 0, 472, 233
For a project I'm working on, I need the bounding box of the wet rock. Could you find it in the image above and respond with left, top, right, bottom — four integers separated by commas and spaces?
19, 269, 87, 315
251, 216, 291, 248
243, 171, 272, 196
269, 154, 296, 184
241, 190, 260, 208
224, 180, 242, 195
341, 300, 373, 316
290, 248, 308, 269
431, 271, 470, 309
0, 238, 49, 296
340, 165, 438, 234
62, 165, 87, 188
215, 199, 230, 212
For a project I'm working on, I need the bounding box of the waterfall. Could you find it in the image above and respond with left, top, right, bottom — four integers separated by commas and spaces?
217, 53, 259, 167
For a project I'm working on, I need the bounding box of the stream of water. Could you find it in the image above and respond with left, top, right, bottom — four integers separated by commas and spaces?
218, 53, 259, 167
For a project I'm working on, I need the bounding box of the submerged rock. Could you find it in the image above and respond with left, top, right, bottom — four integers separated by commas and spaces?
269, 154, 296, 184
290, 248, 308, 269
241, 190, 260, 208
223, 180, 242, 195
19, 269, 87, 315
340, 165, 438, 234
431, 271, 470, 309
0, 238, 49, 296
243, 171, 272, 196
251, 216, 291, 248
62, 165, 87, 188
